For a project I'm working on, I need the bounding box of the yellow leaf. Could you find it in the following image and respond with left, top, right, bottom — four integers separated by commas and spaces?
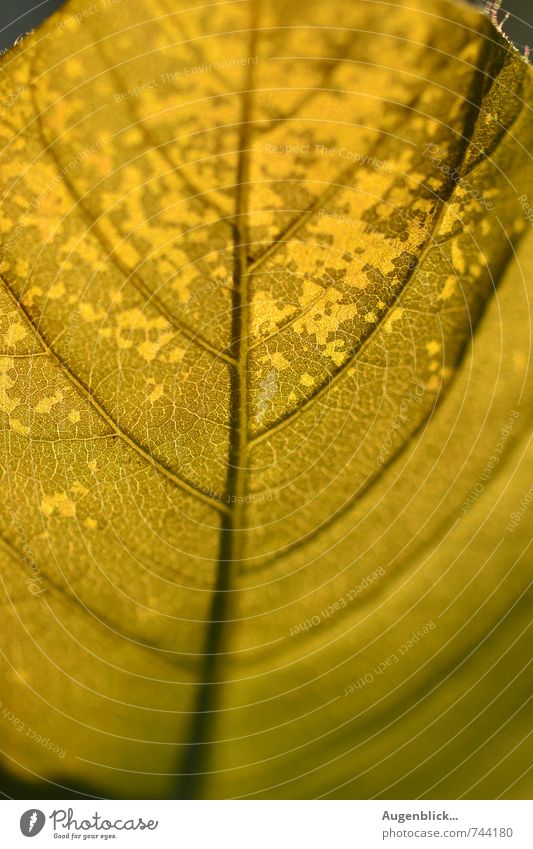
0, 0, 531, 800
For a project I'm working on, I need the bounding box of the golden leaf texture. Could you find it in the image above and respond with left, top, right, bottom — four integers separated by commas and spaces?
0, 0, 531, 799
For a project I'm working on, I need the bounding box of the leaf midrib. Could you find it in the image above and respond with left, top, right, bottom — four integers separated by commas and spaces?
175, 0, 260, 798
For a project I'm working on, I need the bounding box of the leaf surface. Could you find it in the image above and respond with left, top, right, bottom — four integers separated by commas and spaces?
0, 0, 531, 799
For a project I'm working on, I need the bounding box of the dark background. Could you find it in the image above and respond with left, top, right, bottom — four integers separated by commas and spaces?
0, 0, 532, 54
0, 0, 65, 50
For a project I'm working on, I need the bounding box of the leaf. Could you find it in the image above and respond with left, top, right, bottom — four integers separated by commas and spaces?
0, 0, 531, 800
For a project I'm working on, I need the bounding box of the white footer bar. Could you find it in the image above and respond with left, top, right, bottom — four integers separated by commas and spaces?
1, 799, 531, 848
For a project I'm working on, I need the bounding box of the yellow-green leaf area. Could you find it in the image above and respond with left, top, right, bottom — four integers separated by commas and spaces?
0, 0, 531, 800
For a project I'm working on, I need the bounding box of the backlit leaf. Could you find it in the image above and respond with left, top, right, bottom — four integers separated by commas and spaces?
0, 0, 531, 799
